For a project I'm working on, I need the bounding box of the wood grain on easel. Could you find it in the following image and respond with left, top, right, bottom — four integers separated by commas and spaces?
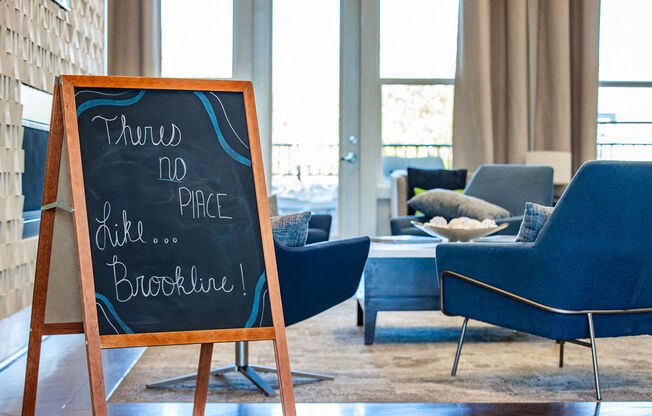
243, 83, 296, 415
21, 80, 65, 416
43, 322, 84, 335
59, 76, 108, 416
22, 75, 297, 416
192, 343, 214, 416
100, 327, 275, 349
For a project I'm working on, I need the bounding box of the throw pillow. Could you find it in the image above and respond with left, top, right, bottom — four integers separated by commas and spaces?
515, 202, 554, 242
271, 211, 311, 247
408, 189, 511, 221
406, 168, 467, 215
413, 187, 465, 216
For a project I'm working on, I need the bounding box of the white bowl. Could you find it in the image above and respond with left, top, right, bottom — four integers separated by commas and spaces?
411, 221, 508, 242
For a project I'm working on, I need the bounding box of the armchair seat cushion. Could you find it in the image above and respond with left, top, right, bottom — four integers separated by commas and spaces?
408, 189, 511, 221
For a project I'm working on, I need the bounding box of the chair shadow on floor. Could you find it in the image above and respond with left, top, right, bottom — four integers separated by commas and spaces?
337, 324, 533, 344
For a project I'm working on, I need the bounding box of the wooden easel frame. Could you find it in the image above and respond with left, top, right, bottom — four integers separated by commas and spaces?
21, 76, 296, 416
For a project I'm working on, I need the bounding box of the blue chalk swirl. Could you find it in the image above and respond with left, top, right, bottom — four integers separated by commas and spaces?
193, 91, 251, 167
95, 293, 134, 334
77, 90, 146, 117
244, 272, 267, 328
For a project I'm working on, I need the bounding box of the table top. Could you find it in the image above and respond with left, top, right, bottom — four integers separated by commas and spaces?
368, 235, 516, 259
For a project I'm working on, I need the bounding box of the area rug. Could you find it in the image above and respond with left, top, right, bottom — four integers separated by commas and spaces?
110, 298, 652, 403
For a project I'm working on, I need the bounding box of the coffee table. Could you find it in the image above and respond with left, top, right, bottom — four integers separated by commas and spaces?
356, 235, 515, 345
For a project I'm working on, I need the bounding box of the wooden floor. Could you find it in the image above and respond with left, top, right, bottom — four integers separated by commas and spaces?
1, 333, 651, 415
103, 403, 652, 416
0, 333, 144, 416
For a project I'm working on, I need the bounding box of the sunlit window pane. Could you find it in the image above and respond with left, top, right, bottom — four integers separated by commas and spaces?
161, 0, 233, 78
382, 85, 454, 145
382, 85, 454, 167
380, 0, 459, 79
599, 0, 652, 81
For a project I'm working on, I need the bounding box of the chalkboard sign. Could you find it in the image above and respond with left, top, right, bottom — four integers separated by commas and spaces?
23, 76, 296, 416
74, 87, 271, 335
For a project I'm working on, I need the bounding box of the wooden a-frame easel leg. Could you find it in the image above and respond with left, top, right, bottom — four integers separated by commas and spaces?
192, 343, 214, 416
58, 77, 109, 416
22, 80, 65, 416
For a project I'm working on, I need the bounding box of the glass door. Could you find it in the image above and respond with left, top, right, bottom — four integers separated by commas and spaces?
271, 0, 359, 237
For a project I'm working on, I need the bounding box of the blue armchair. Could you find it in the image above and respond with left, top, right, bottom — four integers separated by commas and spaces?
391, 164, 554, 236
436, 161, 652, 400
148, 236, 370, 395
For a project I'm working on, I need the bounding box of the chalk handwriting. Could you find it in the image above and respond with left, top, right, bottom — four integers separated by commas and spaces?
158, 156, 187, 182
91, 114, 181, 146
108, 255, 235, 302
95, 201, 146, 250
178, 186, 232, 219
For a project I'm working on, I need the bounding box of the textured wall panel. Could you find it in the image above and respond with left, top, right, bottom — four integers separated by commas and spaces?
0, 0, 104, 319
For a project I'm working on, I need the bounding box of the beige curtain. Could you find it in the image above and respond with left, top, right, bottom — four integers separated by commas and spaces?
107, 0, 162, 77
452, 0, 600, 173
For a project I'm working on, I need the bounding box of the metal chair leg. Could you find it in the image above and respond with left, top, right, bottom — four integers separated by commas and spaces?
146, 372, 200, 388
587, 313, 601, 401
559, 340, 565, 368
251, 365, 335, 380
147, 341, 334, 395
451, 317, 469, 376
240, 366, 277, 396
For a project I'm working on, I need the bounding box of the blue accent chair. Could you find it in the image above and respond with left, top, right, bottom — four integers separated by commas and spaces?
391, 164, 554, 236
148, 236, 371, 395
306, 214, 332, 244
436, 161, 652, 401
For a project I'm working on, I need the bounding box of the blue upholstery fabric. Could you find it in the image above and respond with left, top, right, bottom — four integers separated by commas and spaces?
391, 164, 554, 236
436, 161, 652, 340
275, 236, 370, 326
306, 214, 332, 244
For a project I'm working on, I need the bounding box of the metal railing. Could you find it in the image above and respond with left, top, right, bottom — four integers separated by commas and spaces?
271, 143, 453, 178
382, 143, 453, 168
597, 142, 652, 161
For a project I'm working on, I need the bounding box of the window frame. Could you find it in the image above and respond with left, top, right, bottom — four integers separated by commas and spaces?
596, 80, 652, 161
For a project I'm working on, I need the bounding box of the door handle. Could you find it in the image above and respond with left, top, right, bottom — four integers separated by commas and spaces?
340, 152, 357, 163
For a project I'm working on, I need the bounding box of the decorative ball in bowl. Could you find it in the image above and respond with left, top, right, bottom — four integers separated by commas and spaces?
411, 217, 508, 242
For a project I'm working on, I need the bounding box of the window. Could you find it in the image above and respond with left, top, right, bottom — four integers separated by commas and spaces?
380, 0, 459, 170
161, 0, 233, 78
597, 0, 652, 161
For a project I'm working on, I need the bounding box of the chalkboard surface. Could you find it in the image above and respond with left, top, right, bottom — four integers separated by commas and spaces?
74, 87, 271, 335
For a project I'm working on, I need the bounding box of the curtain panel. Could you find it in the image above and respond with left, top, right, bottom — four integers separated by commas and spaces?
452, 0, 600, 173
107, 0, 162, 77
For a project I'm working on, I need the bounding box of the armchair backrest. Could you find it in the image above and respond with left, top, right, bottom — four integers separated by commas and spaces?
538, 161, 652, 250
464, 164, 554, 215
536, 161, 652, 310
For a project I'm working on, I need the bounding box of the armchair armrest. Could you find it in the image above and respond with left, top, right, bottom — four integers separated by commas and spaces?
390, 215, 427, 236
440, 270, 652, 316
275, 237, 370, 326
